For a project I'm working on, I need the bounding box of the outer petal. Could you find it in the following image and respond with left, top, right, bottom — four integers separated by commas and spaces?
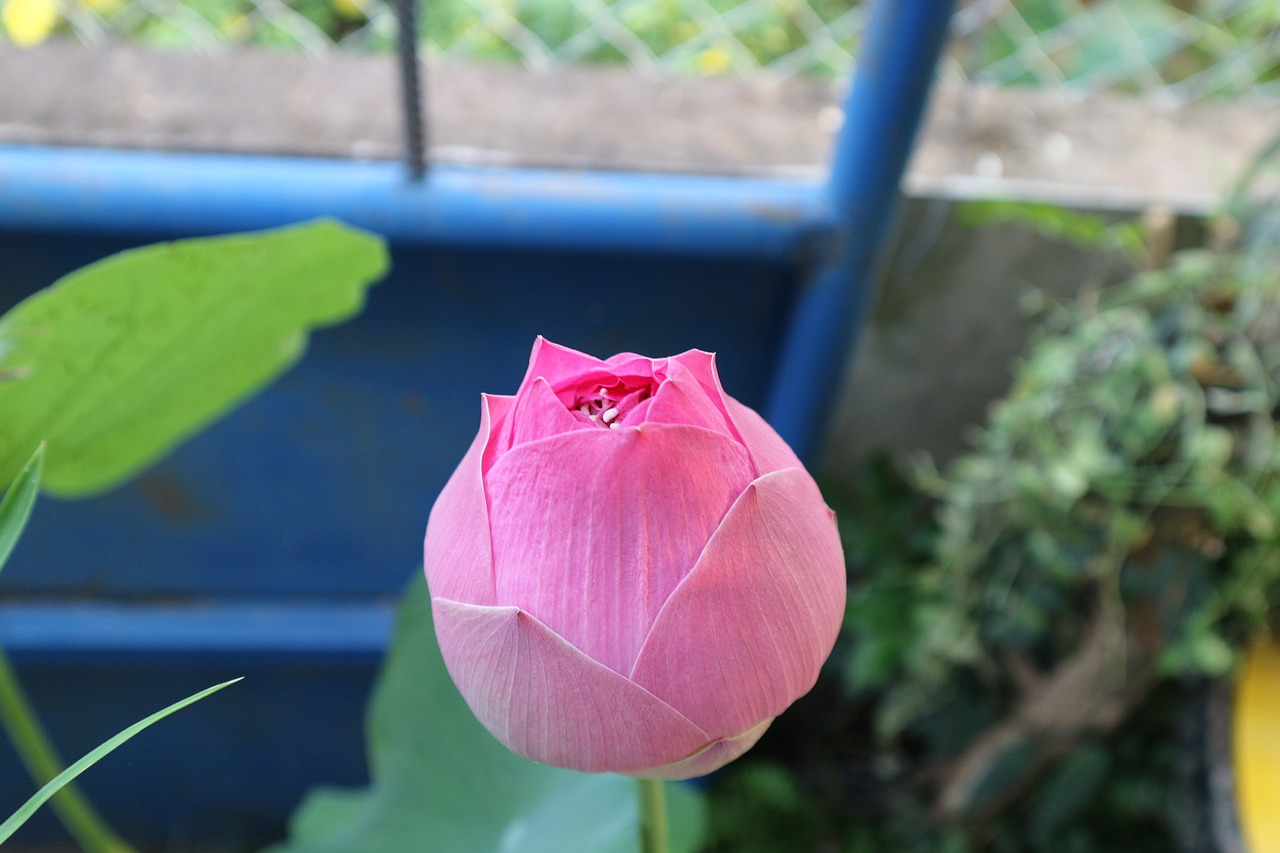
423, 394, 511, 606
724, 397, 803, 475
629, 468, 845, 740
432, 599, 712, 775
485, 424, 754, 676
631, 718, 772, 781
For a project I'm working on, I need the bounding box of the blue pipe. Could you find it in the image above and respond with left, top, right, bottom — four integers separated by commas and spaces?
763, 0, 956, 462
0, 145, 821, 260
0, 602, 392, 663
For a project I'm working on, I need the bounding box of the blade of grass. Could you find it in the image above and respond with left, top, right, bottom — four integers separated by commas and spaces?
0, 443, 137, 851
0, 651, 138, 853
0, 677, 242, 846
0, 444, 43, 573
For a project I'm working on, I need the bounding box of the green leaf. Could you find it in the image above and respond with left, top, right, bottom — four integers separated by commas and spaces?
266, 576, 706, 853
0, 443, 43, 573
0, 677, 241, 845
1028, 744, 1110, 848
0, 219, 389, 497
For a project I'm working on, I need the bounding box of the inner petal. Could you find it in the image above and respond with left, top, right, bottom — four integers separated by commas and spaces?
564, 375, 660, 430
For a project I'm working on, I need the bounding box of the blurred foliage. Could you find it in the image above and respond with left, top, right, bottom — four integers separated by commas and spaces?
954, 0, 1280, 95
889, 196, 1280, 728
955, 201, 1148, 262
3, 0, 1280, 91
707, 143, 1280, 851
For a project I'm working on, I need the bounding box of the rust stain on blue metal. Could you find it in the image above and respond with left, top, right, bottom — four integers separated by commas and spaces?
744, 201, 804, 224
137, 471, 214, 523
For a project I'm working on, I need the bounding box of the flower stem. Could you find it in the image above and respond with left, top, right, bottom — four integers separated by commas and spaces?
636, 778, 670, 853
0, 647, 137, 853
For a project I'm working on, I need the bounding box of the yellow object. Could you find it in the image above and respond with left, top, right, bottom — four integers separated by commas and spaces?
1235, 634, 1280, 853
694, 45, 732, 75
331, 0, 363, 21
1, 0, 58, 45
81, 0, 123, 16
219, 11, 249, 40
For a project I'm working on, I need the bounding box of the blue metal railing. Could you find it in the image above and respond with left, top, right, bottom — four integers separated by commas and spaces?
766, 0, 958, 460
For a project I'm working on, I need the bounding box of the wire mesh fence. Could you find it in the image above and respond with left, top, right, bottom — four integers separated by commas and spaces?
3, 0, 1280, 102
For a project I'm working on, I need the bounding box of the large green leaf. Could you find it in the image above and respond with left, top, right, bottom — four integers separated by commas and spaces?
267, 577, 706, 853
0, 219, 388, 497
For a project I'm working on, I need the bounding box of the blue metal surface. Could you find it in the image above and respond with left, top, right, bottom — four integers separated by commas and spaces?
0, 604, 391, 848
1, 233, 799, 598
1, 641, 382, 848
764, 0, 958, 460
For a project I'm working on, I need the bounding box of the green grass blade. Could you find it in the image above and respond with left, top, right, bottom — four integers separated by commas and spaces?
0, 677, 242, 845
0, 648, 138, 853
0, 443, 43, 574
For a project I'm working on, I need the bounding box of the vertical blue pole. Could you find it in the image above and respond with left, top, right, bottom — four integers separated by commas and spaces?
764, 0, 956, 462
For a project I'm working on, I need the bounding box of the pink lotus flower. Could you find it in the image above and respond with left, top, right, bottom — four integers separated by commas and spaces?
424, 338, 846, 779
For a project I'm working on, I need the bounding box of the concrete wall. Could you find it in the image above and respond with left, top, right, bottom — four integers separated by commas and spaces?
821, 198, 1130, 481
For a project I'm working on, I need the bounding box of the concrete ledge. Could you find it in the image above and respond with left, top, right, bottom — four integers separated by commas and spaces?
0, 41, 837, 176
4, 42, 1280, 207
910, 85, 1280, 213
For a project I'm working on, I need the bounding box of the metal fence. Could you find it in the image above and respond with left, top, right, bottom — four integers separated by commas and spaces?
3, 0, 1280, 102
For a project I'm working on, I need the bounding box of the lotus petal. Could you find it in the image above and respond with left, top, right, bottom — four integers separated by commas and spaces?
432, 599, 712, 775
485, 424, 753, 676
423, 394, 510, 606
629, 468, 845, 739
724, 397, 803, 476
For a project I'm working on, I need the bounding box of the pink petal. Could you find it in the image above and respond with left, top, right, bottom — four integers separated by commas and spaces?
724, 397, 803, 476
665, 350, 734, 415
480, 393, 516, 474
631, 718, 772, 781
603, 353, 656, 375
629, 468, 845, 740
432, 599, 712, 775
644, 358, 737, 439
521, 337, 609, 390
665, 349, 802, 475
485, 424, 754, 676
523, 339, 660, 411
424, 395, 511, 606
503, 376, 589, 452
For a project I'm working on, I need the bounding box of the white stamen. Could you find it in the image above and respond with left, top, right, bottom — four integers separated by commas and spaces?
609, 421, 619, 429
601, 407, 618, 424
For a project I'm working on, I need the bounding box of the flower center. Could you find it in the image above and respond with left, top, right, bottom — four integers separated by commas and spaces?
570, 379, 655, 429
